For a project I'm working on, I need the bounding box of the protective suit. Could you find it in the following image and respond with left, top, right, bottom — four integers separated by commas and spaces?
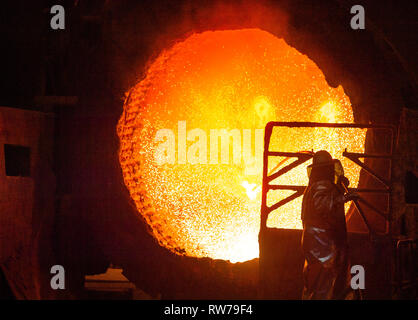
301, 150, 355, 300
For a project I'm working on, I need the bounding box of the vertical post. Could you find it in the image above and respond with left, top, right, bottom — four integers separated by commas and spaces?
258, 122, 273, 299
260, 122, 273, 233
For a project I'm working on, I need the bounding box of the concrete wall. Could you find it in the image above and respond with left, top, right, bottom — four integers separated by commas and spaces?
0, 107, 55, 299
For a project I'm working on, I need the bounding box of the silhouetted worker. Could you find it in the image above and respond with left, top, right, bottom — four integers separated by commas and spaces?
301, 150, 358, 299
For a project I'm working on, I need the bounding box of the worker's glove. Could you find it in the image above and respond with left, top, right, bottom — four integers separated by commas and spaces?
343, 191, 360, 202
338, 175, 350, 188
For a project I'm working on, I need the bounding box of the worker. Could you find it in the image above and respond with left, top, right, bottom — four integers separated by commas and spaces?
301, 150, 358, 299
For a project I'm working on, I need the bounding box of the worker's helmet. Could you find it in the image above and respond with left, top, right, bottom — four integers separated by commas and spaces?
307, 150, 345, 183
311, 150, 333, 167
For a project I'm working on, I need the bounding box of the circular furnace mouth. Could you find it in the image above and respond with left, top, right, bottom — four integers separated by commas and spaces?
117, 28, 365, 263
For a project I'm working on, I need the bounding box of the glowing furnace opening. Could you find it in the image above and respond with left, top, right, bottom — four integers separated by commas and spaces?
117, 28, 365, 262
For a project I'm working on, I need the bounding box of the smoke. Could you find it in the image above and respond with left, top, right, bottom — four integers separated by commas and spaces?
105, 0, 290, 97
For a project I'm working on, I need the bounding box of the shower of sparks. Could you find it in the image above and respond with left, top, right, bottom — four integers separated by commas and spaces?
117, 29, 366, 263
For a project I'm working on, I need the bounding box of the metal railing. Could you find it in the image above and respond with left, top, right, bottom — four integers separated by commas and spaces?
260, 121, 396, 236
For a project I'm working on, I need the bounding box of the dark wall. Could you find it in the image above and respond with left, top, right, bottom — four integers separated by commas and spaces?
0, 107, 55, 299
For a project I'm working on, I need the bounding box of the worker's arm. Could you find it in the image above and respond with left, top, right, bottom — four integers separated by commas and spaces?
311, 181, 344, 217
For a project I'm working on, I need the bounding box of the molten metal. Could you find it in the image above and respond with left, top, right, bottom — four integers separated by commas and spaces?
117, 29, 365, 262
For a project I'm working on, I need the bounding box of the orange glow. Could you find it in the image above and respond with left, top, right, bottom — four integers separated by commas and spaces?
117, 29, 365, 262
